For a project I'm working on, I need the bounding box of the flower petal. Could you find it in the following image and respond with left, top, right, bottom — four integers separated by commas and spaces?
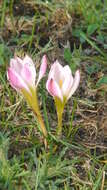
21, 55, 36, 86
7, 68, 29, 92
62, 65, 73, 96
10, 58, 23, 74
48, 61, 63, 79
62, 74, 73, 97
23, 55, 34, 66
46, 78, 63, 101
52, 60, 64, 84
36, 55, 47, 86
63, 65, 72, 76
67, 70, 80, 99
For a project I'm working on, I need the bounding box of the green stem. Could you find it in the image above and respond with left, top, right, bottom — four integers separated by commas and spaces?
35, 109, 47, 148
1, 0, 7, 28
55, 98, 65, 137
22, 88, 47, 148
34, 92, 47, 139
57, 111, 63, 136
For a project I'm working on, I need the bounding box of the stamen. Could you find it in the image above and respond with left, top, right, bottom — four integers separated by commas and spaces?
59, 79, 63, 88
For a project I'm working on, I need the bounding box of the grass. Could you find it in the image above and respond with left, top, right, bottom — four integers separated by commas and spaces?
0, 0, 107, 189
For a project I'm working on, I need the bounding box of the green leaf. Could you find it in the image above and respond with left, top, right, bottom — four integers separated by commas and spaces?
72, 29, 86, 43
72, 29, 81, 38
96, 76, 107, 87
80, 32, 105, 56
87, 24, 98, 36
86, 63, 100, 75
0, 57, 4, 65
64, 48, 72, 64
104, 44, 107, 49
96, 34, 104, 43
70, 62, 77, 73
0, 44, 11, 66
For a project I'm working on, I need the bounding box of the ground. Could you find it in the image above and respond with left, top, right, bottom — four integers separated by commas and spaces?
0, 0, 107, 189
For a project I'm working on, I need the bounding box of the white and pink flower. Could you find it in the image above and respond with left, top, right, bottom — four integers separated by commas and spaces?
7, 54, 47, 93
46, 60, 80, 102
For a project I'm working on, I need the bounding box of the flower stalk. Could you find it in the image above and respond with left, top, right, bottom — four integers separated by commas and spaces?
57, 108, 63, 136
55, 97, 65, 136
33, 98, 48, 148
46, 60, 80, 136
22, 88, 47, 147
7, 54, 48, 147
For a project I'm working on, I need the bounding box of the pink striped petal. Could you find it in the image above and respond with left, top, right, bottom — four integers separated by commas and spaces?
21, 55, 36, 86
15, 56, 23, 65
46, 79, 63, 101
10, 58, 22, 74
23, 55, 34, 66
48, 61, 62, 80
68, 70, 80, 99
36, 55, 47, 86
7, 68, 29, 92
48, 60, 64, 84
52, 61, 64, 84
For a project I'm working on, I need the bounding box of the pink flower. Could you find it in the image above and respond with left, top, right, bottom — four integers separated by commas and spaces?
46, 61, 80, 102
7, 55, 47, 93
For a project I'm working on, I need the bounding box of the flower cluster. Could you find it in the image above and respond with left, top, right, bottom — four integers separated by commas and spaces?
7, 54, 80, 144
